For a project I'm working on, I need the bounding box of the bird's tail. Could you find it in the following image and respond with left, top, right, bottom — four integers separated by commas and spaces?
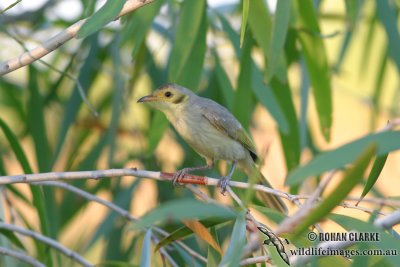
239, 160, 288, 214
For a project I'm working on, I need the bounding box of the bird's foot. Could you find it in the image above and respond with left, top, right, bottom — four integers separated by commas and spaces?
172, 168, 189, 187
218, 176, 231, 195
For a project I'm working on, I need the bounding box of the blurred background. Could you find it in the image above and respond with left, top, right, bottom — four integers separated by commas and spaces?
0, 0, 399, 265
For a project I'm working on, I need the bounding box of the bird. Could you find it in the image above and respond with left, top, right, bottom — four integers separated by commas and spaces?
137, 83, 287, 213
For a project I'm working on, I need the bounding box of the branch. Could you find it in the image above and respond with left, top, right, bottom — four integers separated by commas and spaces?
2, 168, 398, 209
0, 0, 154, 76
32, 181, 207, 264
290, 209, 400, 266
0, 223, 93, 267
0, 246, 45, 267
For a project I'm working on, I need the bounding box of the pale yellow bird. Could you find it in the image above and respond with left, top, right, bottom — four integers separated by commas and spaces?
137, 83, 287, 213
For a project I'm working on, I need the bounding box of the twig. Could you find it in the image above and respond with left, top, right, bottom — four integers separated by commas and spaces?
0, 246, 45, 267
0, 223, 93, 267
240, 255, 270, 266
290, 209, 400, 266
0, 0, 155, 76
276, 171, 336, 234
32, 181, 207, 264
1, 169, 399, 210
227, 187, 291, 265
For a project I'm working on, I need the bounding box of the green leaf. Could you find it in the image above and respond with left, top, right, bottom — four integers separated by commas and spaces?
207, 227, 222, 266
130, 199, 236, 230
265, 245, 290, 267
293, 145, 376, 236
286, 131, 400, 186
240, 0, 249, 48
334, 0, 363, 72
155, 217, 235, 252
77, 0, 126, 39
269, 78, 301, 171
175, 8, 207, 89
293, 0, 332, 141
0, 118, 33, 173
27, 66, 52, 172
233, 36, 256, 128
54, 36, 104, 163
0, 229, 25, 250
169, 0, 206, 81
267, 0, 291, 81
248, 0, 272, 56
251, 67, 289, 134
376, 0, 400, 72
330, 214, 400, 266
140, 229, 152, 267
120, 0, 164, 57
219, 212, 246, 267
0, 115, 50, 263
146, 112, 169, 155
214, 54, 234, 110
357, 154, 388, 205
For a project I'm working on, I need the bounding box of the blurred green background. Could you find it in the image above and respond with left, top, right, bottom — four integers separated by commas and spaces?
0, 0, 399, 266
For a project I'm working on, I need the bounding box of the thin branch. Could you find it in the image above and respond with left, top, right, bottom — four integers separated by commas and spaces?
0, 246, 45, 267
2, 168, 397, 210
1, 25, 98, 117
276, 171, 336, 234
32, 181, 207, 264
290, 209, 400, 266
240, 255, 270, 266
0, 0, 155, 76
0, 223, 93, 267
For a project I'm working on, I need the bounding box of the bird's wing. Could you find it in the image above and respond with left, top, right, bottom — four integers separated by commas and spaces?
200, 100, 258, 161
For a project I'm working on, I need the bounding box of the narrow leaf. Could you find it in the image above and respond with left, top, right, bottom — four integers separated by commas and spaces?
155, 217, 235, 252
77, 0, 126, 39
356, 154, 388, 205
293, 0, 332, 141
286, 131, 400, 186
219, 212, 246, 267
240, 0, 249, 48
207, 227, 222, 266
169, 0, 206, 81
130, 199, 236, 230
376, 0, 400, 72
140, 229, 152, 267
267, 0, 291, 81
293, 145, 376, 236
247, 0, 272, 56
183, 220, 222, 255
146, 112, 169, 155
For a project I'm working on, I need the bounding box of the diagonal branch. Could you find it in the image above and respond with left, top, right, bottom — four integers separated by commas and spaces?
0, 0, 155, 76
0, 246, 45, 267
0, 223, 93, 267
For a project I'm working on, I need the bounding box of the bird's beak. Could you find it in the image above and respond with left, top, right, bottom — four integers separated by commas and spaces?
137, 94, 157, 103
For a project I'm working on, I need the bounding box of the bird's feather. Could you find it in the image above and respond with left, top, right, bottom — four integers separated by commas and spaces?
200, 99, 258, 162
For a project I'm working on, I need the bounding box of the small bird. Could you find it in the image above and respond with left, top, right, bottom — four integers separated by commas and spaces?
137, 83, 287, 213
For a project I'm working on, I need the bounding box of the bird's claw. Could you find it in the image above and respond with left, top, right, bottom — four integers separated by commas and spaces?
218, 176, 231, 195
172, 168, 188, 187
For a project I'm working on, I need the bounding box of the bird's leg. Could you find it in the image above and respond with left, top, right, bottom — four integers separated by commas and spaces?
173, 159, 215, 186
218, 160, 237, 195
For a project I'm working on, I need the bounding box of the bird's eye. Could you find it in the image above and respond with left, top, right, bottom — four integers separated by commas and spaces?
165, 91, 172, 97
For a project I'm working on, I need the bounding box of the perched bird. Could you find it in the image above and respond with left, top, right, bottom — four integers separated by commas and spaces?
137, 83, 287, 213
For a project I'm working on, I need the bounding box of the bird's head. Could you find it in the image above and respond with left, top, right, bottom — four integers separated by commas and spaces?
137, 83, 193, 112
